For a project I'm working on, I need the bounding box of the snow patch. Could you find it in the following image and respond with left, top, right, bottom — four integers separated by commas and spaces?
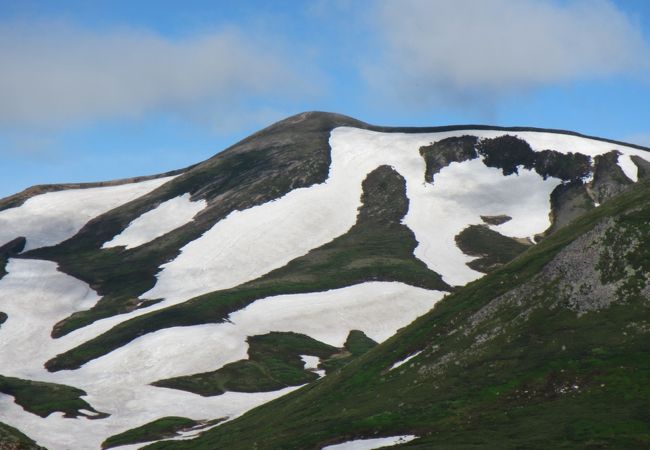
617, 154, 638, 182
390, 350, 423, 371
0, 176, 175, 251
301, 355, 320, 370
322, 435, 418, 449
102, 193, 206, 250
301, 355, 325, 378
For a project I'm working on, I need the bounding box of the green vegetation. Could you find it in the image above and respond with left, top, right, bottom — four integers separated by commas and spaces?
101, 417, 212, 449
142, 178, 650, 450
477, 135, 536, 175
47, 166, 448, 372
320, 330, 378, 373
477, 135, 591, 181
0, 375, 106, 419
344, 330, 378, 356
154, 330, 378, 397
455, 224, 531, 273
153, 332, 338, 396
0, 237, 25, 282
0, 421, 44, 449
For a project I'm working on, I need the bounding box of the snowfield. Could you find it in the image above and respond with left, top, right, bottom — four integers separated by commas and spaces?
0, 126, 649, 449
145, 127, 648, 298
322, 435, 418, 449
102, 193, 207, 250
0, 257, 442, 450
0, 176, 175, 252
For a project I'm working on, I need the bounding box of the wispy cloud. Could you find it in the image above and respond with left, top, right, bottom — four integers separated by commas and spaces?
364, 0, 650, 108
0, 21, 317, 129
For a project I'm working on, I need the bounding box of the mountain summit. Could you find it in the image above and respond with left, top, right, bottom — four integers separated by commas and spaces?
1, 112, 649, 449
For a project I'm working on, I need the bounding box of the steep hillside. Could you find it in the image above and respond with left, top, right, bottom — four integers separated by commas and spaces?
0, 112, 649, 449
146, 175, 650, 450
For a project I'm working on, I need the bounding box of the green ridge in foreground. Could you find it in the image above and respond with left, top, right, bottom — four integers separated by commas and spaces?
46, 165, 449, 372
141, 178, 650, 449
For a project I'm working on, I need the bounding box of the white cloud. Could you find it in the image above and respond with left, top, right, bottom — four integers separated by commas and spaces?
0, 21, 316, 128
366, 0, 650, 106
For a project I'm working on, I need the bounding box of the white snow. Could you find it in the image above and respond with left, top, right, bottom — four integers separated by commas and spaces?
389, 350, 423, 371
301, 355, 326, 378
102, 194, 207, 250
301, 355, 320, 369
617, 154, 638, 182
0, 176, 175, 252
144, 128, 650, 298
322, 435, 418, 449
0, 256, 442, 450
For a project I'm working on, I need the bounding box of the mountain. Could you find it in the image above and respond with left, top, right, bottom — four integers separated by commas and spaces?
0, 112, 649, 450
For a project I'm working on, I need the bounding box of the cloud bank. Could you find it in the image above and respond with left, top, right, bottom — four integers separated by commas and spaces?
367, 0, 650, 106
0, 22, 314, 128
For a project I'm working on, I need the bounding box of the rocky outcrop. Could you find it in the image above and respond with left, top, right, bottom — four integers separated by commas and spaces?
590, 151, 633, 204
546, 181, 594, 235
419, 136, 478, 182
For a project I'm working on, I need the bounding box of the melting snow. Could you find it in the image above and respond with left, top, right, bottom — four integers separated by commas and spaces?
322, 435, 418, 449
0, 176, 175, 251
301, 355, 320, 370
0, 258, 442, 450
390, 350, 423, 371
102, 193, 207, 250
301, 355, 325, 378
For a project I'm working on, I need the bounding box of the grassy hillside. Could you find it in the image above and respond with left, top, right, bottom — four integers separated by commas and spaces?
143, 178, 650, 449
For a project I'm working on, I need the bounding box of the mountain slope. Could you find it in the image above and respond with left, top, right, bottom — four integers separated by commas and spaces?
145, 175, 650, 450
0, 112, 649, 449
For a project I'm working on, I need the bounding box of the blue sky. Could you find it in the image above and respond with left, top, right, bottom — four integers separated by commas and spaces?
1, 0, 649, 197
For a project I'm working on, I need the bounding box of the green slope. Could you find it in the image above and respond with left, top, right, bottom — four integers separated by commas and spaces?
142, 177, 650, 449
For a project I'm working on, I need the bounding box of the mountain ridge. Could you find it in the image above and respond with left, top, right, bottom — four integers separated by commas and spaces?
0, 112, 649, 449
